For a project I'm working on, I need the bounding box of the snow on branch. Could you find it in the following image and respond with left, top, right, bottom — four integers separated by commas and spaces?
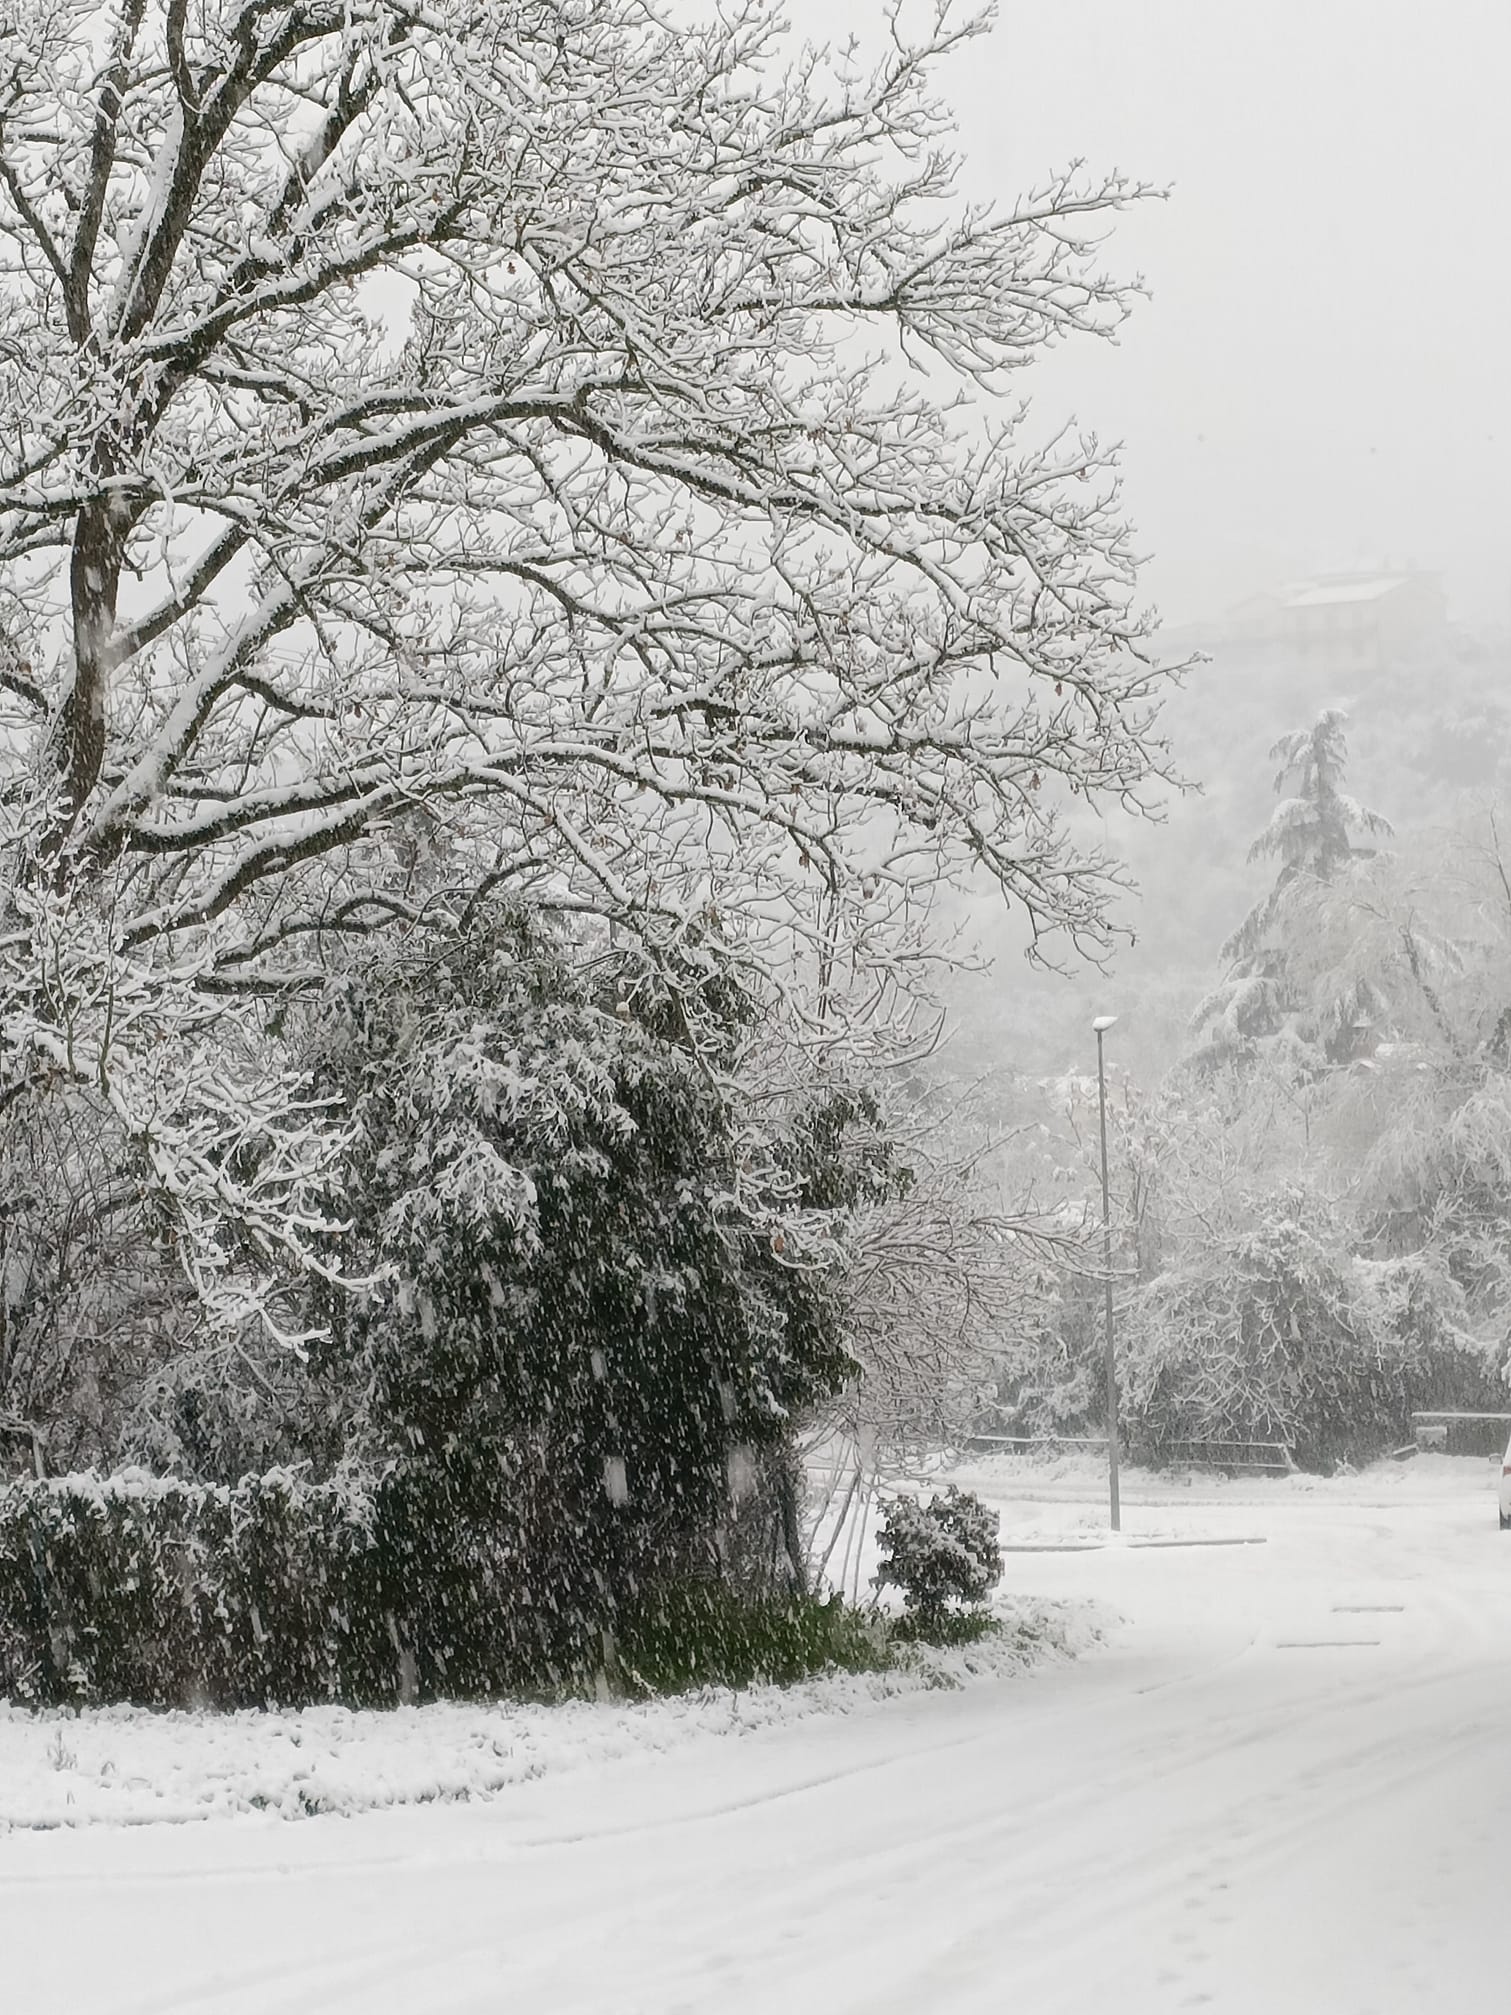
0, 0, 1177, 1304
1, 804, 357, 1337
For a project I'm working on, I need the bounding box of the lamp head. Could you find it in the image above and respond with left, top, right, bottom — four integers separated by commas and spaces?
1091, 1015, 1119, 1034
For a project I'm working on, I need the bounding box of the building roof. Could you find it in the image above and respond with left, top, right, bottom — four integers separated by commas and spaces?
1278, 575, 1411, 610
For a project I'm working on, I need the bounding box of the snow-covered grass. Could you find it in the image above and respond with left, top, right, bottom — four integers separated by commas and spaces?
8, 1450, 1492, 1838
7, 1456, 1511, 2014
0, 1592, 1102, 1831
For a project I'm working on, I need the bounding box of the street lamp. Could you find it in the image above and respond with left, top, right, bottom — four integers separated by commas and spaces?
1092, 1014, 1121, 1533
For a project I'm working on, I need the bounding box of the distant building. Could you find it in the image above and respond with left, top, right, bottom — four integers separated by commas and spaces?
1223, 570, 1446, 677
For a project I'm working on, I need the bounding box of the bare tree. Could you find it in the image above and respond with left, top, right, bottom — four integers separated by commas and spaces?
799, 1103, 1081, 1591
0, 0, 1173, 1313
0, 1078, 197, 1476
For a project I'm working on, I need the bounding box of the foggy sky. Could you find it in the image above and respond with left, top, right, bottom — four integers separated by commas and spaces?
797, 0, 1511, 1072
844, 0, 1511, 632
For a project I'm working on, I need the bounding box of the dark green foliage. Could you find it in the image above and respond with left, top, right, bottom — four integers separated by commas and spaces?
0, 1464, 626, 1708
780, 1084, 910, 1214
372, 1444, 612, 1697
0, 1470, 393, 1709
889, 1607, 1001, 1648
302, 913, 861, 1681
0, 918, 897, 1709
874, 1487, 1002, 1633
614, 1583, 888, 1694
0, 1471, 896, 1708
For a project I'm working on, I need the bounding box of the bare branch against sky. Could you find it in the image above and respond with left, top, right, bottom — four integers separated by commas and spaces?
834, 0, 1511, 629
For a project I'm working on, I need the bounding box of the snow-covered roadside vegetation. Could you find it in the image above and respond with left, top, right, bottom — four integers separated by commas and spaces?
0, 1594, 1100, 1829
985, 714, 1511, 1472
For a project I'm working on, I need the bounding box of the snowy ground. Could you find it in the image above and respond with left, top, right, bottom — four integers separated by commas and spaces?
3, 1451, 1509, 2012
0, 1595, 1095, 1829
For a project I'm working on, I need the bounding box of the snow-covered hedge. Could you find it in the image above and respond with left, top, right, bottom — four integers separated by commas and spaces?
0, 1595, 1102, 1828
0, 1464, 897, 1709
0, 1467, 397, 1709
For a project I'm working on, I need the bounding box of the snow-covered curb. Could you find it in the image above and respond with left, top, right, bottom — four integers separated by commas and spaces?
0, 1595, 1104, 1832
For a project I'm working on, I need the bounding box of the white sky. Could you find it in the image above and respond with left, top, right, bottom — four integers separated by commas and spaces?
836, 0, 1511, 630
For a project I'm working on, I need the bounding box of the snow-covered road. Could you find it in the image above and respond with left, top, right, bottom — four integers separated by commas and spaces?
5, 1457, 1509, 2014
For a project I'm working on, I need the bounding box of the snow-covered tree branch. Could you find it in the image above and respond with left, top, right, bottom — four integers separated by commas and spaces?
0, 0, 1174, 1322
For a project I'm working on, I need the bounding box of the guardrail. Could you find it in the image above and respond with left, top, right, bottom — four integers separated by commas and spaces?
1410, 1411, 1511, 1457
963, 1433, 1110, 1454
963, 1432, 1294, 1474
1149, 1439, 1295, 1475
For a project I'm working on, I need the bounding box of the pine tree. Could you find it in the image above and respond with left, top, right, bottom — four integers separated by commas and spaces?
1190, 710, 1393, 1073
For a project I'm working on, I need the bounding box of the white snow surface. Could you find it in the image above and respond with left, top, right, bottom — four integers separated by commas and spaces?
3, 1451, 1510, 2013
0, 1595, 1093, 1830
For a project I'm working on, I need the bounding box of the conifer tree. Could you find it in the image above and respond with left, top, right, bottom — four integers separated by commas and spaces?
1190, 710, 1392, 1072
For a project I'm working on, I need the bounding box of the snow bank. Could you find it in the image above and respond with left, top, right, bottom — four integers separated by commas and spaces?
0, 1594, 1102, 1831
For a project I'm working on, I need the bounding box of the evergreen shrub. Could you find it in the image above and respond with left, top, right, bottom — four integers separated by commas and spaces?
0, 1469, 889, 1708
0, 1467, 396, 1708
874, 1487, 1002, 1636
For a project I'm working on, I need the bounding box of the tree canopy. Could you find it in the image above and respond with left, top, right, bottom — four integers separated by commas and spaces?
0, 0, 1176, 1323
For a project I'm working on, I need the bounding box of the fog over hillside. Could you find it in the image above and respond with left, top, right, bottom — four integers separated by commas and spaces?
945, 580, 1511, 1091
938, 0, 1511, 636
909, 0, 1511, 1090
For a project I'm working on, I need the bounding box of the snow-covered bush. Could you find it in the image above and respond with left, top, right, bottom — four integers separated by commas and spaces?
1121, 1205, 1495, 1471
874, 1488, 1002, 1635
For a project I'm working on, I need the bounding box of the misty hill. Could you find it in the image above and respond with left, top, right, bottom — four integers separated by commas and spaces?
940, 573, 1511, 1097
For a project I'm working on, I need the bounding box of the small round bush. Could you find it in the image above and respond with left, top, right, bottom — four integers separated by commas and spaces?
874, 1486, 1002, 1635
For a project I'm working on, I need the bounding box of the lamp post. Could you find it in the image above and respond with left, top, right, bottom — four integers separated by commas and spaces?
1092, 1014, 1121, 1533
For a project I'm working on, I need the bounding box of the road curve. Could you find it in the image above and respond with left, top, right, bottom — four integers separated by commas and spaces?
2, 1462, 1507, 2015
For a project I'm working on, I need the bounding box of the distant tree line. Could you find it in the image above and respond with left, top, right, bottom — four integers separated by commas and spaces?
990, 711, 1511, 1470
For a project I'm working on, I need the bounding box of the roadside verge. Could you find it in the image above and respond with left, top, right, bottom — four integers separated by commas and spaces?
0, 1594, 1106, 1831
